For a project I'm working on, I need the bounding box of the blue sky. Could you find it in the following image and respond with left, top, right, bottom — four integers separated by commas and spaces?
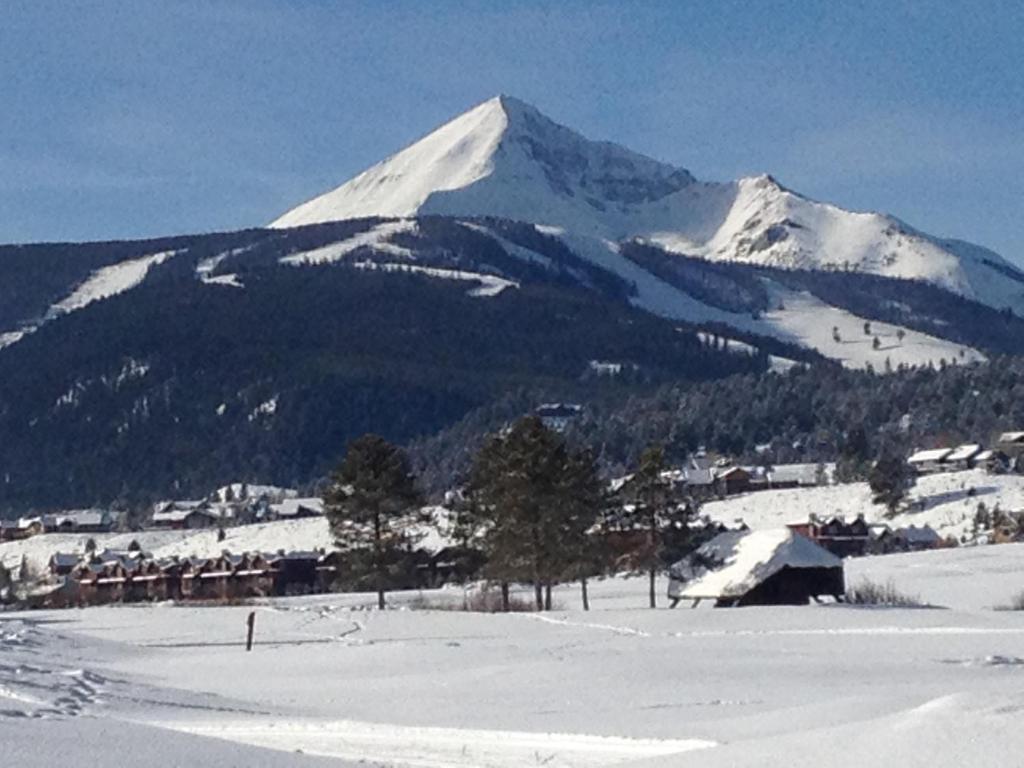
1, 1, 1021, 263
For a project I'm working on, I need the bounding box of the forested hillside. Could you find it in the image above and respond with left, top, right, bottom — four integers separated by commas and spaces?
0, 257, 765, 511
411, 357, 1024, 493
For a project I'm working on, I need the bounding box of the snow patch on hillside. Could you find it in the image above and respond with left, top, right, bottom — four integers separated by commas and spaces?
353, 260, 518, 297
0, 329, 28, 350
50, 251, 176, 316
280, 220, 417, 265
759, 280, 984, 369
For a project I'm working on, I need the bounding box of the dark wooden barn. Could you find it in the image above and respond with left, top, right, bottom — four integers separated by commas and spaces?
668, 529, 844, 607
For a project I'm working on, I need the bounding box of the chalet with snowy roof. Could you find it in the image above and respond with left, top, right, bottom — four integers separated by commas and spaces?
48, 552, 83, 576
715, 466, 752, 496
69, 560, 129, 604
150, 500, 204, 529
668, 529, 844, 607
0, 517, 43, 542
997, 431, 1024, 450
766, 463, 833, 489
907, 447, 953, 474
945, 444, 983, 471
268, 497, 324, 520
41, 509, 115, 534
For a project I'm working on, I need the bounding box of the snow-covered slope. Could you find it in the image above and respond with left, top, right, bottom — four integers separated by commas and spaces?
534, 226, 982, 369
704, 468, 1024, 541
272, 96, 1024, 317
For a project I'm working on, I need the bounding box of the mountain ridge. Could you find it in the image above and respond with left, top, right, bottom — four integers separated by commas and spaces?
272, 95, 1024, 318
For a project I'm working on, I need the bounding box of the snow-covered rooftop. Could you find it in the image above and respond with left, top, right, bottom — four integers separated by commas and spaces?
672, 528, 840, 600
945, 444, 982, 462
908, 448, 953, 464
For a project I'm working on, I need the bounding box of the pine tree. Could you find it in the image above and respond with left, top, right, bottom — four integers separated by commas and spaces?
467, 417, 597, 611
617, 445, 692, 608
324, 434, 425, 609
556, 447, 610, 611
868, 449, 915, 515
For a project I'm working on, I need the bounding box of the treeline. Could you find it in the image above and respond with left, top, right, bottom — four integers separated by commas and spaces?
413, 356, 1024, 491
327, 421, 697, 611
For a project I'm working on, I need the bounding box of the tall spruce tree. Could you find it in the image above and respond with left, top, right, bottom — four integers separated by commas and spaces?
325, 434, 424, 609
556, 446, 610, 610
617, 444, 692, 608
467, 417, 597, 611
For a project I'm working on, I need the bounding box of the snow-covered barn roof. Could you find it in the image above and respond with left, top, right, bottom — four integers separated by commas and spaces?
671, 529, 840, 600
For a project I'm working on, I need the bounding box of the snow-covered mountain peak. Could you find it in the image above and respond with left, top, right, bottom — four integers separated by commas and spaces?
270, 95, 695, 231
271, 97, 1024, 317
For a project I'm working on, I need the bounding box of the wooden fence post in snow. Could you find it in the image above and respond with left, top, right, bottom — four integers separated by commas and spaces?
246, 610, 256, 651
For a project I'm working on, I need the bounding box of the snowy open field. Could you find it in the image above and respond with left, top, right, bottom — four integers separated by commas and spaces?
4, 543, 1024, 767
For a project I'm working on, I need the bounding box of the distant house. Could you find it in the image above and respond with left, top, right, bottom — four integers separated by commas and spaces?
892, 525, 943, 552
766, 463, 833, 489
183, 507, 234, 530
150, 500, 205, 529
997, 432, 1024, 471
907, 448, 953, 474
867, 523, 943, 554
48, 552, 83, 576
668, 529, 844, 607
715, 466, 752, 496
535, 403, 582, 432
0, 517, 43, 542
44, 548, 335, 608
997, 431, 1024, 451
268, 498, 324, 521
68, 561, 129, 604
787, 514, 871, 558
944, 444, 983, 471
41, 509, 114, 534
267, 550, 333, 595
972, 449, 1006, 473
